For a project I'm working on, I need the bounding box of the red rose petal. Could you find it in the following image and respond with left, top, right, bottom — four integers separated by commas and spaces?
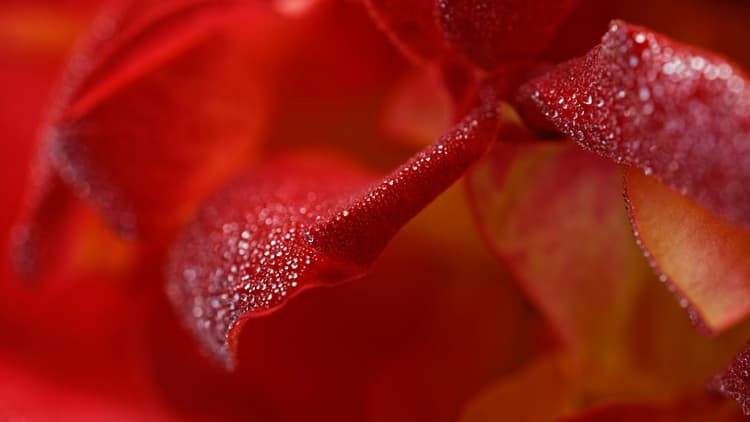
465, 140, 648, 356
166, 102, 499, 368
521, 20, 750, 230
363, 0, 445, 63
11, 169, 77, 279
711, 341, 750, 416
46, 0, 288, 237
624, 168, 750, 334
152, 185, 539, 421
436, 0, 580, 69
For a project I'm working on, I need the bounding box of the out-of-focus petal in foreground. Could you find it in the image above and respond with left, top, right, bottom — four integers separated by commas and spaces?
14, 0, 290, 266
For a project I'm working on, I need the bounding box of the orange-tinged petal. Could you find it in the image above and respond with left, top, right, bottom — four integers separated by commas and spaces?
460, 357, 575, 422
466, 140, 647, 359
561, 397, 745, 422
466, 139, 750, 418
0, 2, 88, 59
624, 169, 750, 333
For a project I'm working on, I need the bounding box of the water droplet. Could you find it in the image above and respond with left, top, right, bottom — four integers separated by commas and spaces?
639, 87, 650, 101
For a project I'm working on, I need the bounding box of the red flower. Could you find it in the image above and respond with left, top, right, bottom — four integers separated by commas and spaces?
2, 0, 750, 420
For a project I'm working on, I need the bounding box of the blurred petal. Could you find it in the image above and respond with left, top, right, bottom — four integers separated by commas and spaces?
0, 1, 100, 278
466, 140, 646, 357
624, 169, 750, 333
45, 0, 288, 238
460, 357, 574, 422
436, 0, 580, 69
0, 1, 90, 59
167, 102, 499, 368
380, 66, 452, 148
11, 170, 77, 278
0, 260, 170, 421
0, 362, 173, 422
363, 0, 445, 63
521, 20, 750, 230
466, 139, 750, 417
611, 0, 750, 69
561, 397, 744, 422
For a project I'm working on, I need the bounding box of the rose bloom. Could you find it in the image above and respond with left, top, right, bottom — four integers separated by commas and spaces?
2, 0, 750, 420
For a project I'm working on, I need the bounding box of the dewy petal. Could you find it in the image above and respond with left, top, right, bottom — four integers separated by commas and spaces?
624, 169, 750, 333
521, 20, 750, 230
44, 0, 288, 238
363, 0, 446, 63
149, 185, 537, 420
466, 140, 649, 357
166, 102, 499, 368
436, 0, 580, 69
711, 341, 750, 416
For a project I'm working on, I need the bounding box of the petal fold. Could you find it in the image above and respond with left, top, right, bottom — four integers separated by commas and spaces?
521, 20, 750, 230
166, 102, 499, 368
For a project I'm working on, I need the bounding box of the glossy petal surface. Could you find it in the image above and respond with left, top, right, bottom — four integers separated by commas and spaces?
522, 20, 750, 229
167, 103, 499, 368
436, 0, 579, 69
